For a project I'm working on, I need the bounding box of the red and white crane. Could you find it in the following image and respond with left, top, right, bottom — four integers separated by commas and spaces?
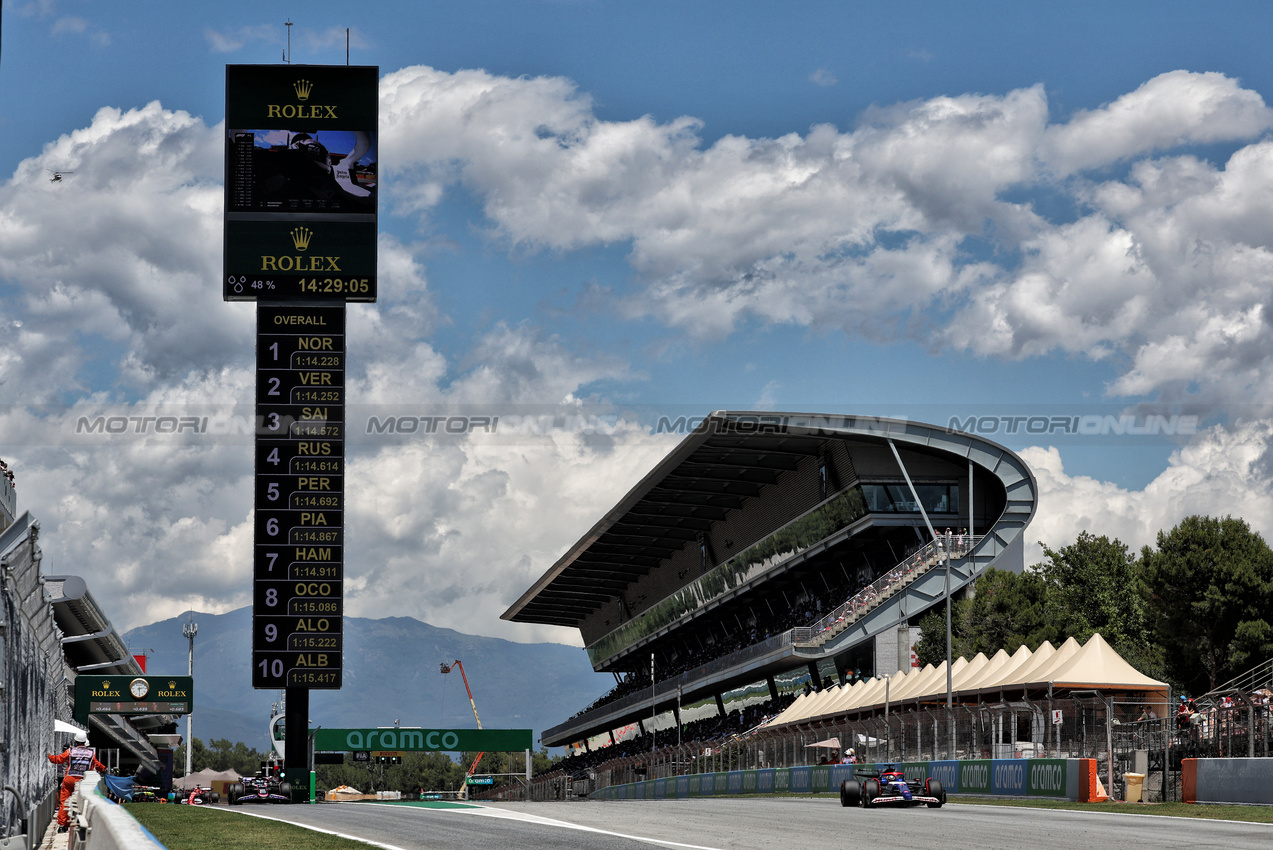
440, 660, 486, 794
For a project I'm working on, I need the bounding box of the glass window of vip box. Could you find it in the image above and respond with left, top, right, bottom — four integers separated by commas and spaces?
861, 482, 960, 514
224, 65, 378, 302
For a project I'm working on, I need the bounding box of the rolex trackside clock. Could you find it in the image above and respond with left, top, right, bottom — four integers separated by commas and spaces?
129, 677, 150, 699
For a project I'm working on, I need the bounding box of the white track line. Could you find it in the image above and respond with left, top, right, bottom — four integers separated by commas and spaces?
366, 801, 727, 850
211, 807, 409, 850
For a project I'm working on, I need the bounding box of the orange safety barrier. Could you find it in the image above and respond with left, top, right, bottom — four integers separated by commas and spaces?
1181, 758, 1197, 803
1077, 758, 1107, 802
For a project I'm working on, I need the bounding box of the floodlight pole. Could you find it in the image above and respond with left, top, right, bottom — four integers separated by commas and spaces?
651, 653, 656, 754
887, 439, 956, 755
182, 613, 197, 777
884, 674, 892, 761
945, 526, 953, 755
677, 685, 682, 748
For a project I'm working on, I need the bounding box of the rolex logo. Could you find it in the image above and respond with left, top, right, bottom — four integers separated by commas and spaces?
261, 228, 341, 272
168, 680, 177, 689
102, 680, 110, 689
294, 79, 313, 101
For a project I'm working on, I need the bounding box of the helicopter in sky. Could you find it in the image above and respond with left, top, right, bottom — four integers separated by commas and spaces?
47, 170, 74, 183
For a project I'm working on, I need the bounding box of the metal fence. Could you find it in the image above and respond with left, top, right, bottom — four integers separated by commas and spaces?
521, 659, 1273, 805
1, 522, 65, 849
523, 692, 1234, 803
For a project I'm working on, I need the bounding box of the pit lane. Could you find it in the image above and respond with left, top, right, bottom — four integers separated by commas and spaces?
221, 797, 1273, 850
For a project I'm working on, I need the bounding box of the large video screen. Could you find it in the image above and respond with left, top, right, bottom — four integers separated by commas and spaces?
224, 65, 378, 303
227, 128, 377, 215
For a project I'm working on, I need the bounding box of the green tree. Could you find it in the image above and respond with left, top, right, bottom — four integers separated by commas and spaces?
199, 738, 269, 775
170, 738, 268, 777
173, 737, 208, 776
914, 567, 1053, 666
1036, 532, 1162, 677
1141, 515, 1273, 693
914, 533, 1162, 677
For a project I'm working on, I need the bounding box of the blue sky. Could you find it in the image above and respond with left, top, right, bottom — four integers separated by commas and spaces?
4, 1, 1273, 644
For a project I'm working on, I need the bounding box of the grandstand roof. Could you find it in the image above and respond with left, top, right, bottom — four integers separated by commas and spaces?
503, 410, 1027, 629
503, 411, 836, 626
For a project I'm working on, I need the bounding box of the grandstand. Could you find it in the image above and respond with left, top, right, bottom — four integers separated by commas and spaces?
503, 412, 1037, 763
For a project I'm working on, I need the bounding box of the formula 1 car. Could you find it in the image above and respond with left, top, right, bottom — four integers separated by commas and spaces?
177, 786, 220, 805
840, 764, 946, 808
227, 773, 292, 804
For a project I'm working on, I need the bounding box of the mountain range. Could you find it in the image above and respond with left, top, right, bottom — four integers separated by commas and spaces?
123, 608, 610, 752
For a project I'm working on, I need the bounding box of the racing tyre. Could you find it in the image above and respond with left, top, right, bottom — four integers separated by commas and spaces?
840, 780, 860, 808
279, 781, 292, 802
925, 779, 945, 808
209, 792, 220, 805
228, 783, 242, 805
861, 778, 879, 808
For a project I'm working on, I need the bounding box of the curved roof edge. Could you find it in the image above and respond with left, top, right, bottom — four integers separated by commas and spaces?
502, 411, 1039, 624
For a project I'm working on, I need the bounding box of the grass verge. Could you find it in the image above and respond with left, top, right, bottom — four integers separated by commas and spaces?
944, 796, 1273, 824
125, 804, 372, 850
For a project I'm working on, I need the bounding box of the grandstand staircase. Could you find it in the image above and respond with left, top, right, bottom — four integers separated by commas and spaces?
1200, 655, 1273, 701
791, 533, 996, 652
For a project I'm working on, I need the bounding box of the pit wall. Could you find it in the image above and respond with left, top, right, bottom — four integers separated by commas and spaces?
1182, 758, 1273, 805
73, 772, 167, 850
591, 759, 1094, 802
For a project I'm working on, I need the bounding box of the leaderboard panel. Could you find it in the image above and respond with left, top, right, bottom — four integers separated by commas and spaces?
253, 302, 345, 689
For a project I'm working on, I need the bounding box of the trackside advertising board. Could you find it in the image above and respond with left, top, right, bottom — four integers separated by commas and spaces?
958, 758, 1068, 796
590, 758, 1077, 801
313, 728, 532, 753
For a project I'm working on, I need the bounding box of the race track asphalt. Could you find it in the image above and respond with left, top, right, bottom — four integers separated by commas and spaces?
224, 797, 1273, 850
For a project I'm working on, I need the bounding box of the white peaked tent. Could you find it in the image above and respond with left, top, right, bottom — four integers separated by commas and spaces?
173, 767, 243, 790
766, 634, 1168, 729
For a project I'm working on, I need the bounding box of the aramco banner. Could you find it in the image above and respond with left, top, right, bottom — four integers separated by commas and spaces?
313, 728, 532, 753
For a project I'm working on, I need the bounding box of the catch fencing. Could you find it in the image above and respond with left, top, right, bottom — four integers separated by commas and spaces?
525, 692, 1257, 804
520, 658, 1272, 804
1, 520, 66, 849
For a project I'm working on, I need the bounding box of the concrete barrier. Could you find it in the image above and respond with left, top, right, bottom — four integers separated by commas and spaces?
72, 772, 166, 850
1183, 758, 1273, 805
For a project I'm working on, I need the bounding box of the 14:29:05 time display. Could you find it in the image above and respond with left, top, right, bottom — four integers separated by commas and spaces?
298, 278, 371, 294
